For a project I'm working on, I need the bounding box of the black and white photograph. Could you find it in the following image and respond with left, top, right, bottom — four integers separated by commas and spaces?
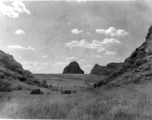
0, 0, 152, 119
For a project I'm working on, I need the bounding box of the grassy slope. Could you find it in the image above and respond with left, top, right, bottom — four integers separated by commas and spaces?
0, 74, 152, 119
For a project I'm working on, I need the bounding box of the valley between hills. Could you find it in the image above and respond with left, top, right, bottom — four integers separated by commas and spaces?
0, 26, 152, 119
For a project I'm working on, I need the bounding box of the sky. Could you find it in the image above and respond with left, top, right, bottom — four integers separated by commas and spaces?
0, 0, 152, 74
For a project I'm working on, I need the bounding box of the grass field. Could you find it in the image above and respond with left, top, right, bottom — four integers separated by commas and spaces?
0, 74, 152, 119
34, 74, 104, 90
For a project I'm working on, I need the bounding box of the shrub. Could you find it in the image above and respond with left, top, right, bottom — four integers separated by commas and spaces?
30, 89, 43, 95
19, 76, 27, 82
17, 86, 22, 90
0, 82, 12, 92
61, 90, 72, 94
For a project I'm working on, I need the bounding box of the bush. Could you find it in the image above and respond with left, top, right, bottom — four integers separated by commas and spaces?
42, 80, 46, 84
0, 82, 12, 92
17, 86, 22, 90
30, 89, 43, 95
61, 90, 72, 94
48, 84, 52, 89
19, 76, 27, 82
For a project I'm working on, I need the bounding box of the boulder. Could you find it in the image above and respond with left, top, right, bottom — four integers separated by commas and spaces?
30, 89, 43, 95
63, 61, 84, 74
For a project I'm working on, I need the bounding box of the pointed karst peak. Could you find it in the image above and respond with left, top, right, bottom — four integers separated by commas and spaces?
63, 61, 84, 74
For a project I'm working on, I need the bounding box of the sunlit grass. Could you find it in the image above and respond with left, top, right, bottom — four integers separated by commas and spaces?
0, 83, 152, 120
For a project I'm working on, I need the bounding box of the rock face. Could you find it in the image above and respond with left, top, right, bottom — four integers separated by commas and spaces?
94, 25, 152, 87
0, 50, 35, 82
90, 62, 123, 75
0, 50, 48, 91
63, 61, 84, 74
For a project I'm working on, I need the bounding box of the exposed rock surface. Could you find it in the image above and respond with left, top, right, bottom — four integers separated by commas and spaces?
90, 62, 123, 75
0, 50, 48, 91
94, 25, 152, 87
63, 61, 84, 74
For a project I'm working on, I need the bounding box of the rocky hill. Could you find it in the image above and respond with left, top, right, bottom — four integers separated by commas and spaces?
63, 61, 84, 74
94, 25, 152, 88
0, 50, 48, 91
90, 62, 123, 75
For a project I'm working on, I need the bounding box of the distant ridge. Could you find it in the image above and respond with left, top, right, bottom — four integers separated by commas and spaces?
90, 62, 123, 75
94, 25, 152, 87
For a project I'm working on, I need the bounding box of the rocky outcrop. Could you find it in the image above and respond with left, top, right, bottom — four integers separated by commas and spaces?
0, 50, 49, 91
94, 25, 152, 87
0, 50, 35, 82
90, 62, 123, 75
106, 62, 123, 69
90, 64, 111, 75
63, 61, 84, 74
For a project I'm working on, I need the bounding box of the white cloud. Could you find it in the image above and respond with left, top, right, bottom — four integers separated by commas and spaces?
23, 61, 68, 68
92, 55, 102, 58
96, 27, 128, 36
23, 61, 49, 67
15, 29, 25, 35
22, 61, 69, 73
102, 38, 121, 44
66, 57, 77, 62
104, 51, 116, 55
71, 28, 83, 34
66, 57, 85, 63
96, 55, 102, 58
65, 38, 120, 52
65, 39, 101, 49
0, 1, 31, 18
43, 55, 49, 58
97, 48, 105, 53
7, 45, 35, 51
54, 62, 68, 66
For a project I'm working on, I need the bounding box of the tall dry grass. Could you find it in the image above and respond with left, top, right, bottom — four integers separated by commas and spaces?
0, 83, 152, 120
